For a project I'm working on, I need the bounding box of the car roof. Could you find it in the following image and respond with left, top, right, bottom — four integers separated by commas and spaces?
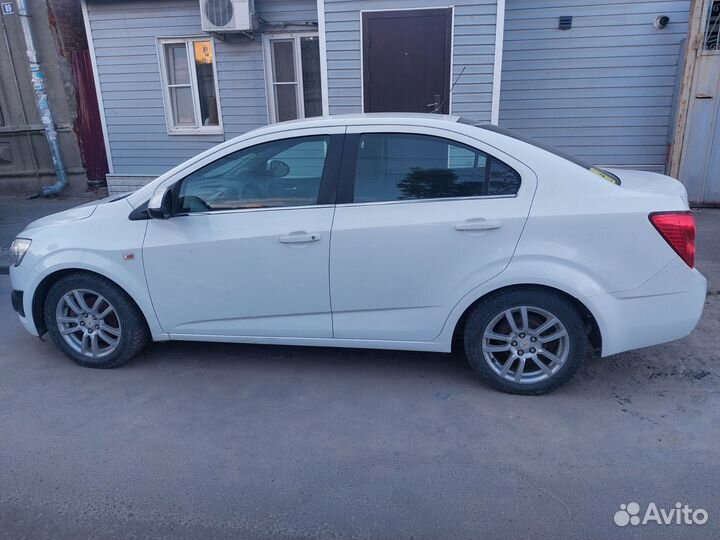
249, 113, 462, 135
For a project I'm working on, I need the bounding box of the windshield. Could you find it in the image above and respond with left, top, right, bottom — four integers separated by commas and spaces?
459, 119, 621, 185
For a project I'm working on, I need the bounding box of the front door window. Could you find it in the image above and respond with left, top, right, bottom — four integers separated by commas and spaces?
177, 136, 330, 212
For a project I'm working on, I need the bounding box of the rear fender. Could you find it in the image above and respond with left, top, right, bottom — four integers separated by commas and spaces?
437, 257, 610, 351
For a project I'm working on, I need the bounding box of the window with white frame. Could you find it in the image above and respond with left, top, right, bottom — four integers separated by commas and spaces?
158, 37, 222, 133
705, 0, 720, 51
264, 33, 324, 123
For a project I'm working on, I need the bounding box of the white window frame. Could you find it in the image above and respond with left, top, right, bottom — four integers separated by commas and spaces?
263, 32, 324, 123
701, 0, 720, 54
157, 36, 223, 135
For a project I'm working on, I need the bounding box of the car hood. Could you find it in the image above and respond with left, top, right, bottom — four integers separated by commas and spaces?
24, 193, 136, 235
21, 193, 133, 234
23, 204, 98, 233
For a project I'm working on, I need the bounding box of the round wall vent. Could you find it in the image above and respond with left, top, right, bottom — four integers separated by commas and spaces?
205, 0, 233, 27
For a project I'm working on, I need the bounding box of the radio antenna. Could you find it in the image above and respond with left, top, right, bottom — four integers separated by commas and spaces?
434, 66, 466, 113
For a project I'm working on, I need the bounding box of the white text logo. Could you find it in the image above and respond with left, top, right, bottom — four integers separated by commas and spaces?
614, 502, 708, 527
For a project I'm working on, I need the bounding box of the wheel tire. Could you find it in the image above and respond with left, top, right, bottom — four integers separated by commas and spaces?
463, 288, 589, 395
44, 272, 150, 368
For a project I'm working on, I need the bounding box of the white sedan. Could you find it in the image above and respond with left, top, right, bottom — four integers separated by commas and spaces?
9, 114, 706, 394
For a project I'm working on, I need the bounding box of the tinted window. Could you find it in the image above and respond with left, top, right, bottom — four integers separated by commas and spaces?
353, 134, 520, 203
178, 136, 329, 213
489, 158, 522, 196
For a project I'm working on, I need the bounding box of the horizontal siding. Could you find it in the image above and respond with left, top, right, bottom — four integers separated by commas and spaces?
499, 0, 690, 169
87, 0, 317, 176
256, 0, 317, 24
323, 0, 498, 122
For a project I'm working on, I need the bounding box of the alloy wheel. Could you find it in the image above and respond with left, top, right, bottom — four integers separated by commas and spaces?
55, 289, 122, 359
482, 305, 570, 384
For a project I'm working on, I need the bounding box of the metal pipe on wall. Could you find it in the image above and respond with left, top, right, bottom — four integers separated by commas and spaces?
16, 0, 69, 196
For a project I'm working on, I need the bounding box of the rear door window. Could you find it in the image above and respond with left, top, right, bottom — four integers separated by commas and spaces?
352, 133, 520, 203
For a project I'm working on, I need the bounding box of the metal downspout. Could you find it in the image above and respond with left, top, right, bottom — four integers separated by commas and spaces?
17, 0, 69, 196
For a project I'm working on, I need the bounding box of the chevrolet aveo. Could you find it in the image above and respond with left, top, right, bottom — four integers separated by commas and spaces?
9, 114, 706, 394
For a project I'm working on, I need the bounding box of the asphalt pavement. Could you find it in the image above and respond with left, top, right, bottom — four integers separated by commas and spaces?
1, 274, 719, 539
2, 201, 719, 539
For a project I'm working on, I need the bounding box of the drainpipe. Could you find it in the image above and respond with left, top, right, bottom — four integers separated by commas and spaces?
17, 0, 69, 196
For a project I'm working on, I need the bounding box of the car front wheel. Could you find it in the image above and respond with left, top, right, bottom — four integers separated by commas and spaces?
464, 289, 589, 394
44, 272, 149, 368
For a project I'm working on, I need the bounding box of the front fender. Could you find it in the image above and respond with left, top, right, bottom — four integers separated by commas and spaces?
25, 255, 166, 341
15, 201, 167, 341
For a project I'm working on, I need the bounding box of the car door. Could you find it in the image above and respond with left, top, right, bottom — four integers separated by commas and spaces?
330, 125, 537, 341
143, 128, 343, 338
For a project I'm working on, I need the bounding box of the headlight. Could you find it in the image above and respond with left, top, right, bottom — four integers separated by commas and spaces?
9, 238, 31, 266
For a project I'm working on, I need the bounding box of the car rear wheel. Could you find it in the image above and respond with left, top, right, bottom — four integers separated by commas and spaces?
44, 272, 149, 368
464, 289, 589, 394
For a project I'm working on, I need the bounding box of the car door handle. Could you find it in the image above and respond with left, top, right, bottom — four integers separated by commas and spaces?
279, 232, 321, 244
455, 219, 502, 231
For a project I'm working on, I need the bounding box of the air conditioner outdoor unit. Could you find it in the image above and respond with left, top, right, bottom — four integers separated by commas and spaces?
200, 0, 255, 32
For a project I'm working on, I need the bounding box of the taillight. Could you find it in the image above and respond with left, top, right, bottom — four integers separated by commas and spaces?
649, 212, 696, 268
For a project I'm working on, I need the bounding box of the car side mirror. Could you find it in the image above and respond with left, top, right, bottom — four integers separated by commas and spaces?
147, 187, 173, 219
267, 159, 290, 178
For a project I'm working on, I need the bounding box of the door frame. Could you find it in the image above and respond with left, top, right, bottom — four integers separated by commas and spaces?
669, 0, 720, 205
359, 6, 455, 114
669, 0, 714, 178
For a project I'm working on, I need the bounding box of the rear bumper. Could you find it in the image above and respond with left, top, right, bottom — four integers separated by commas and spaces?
586, 258, 707, 357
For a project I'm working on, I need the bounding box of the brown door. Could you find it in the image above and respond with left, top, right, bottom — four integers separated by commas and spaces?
362, 9, 452, 114
71, 50, 109, 182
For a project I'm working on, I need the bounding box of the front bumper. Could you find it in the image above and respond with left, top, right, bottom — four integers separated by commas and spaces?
11, 289, 24, 317
9, 264, 40, 336
586, 258, 707, 357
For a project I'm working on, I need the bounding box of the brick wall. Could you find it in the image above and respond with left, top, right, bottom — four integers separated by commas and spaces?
107, 175, 156, 195
45, 0, 109, 188
46, 0, 87, 58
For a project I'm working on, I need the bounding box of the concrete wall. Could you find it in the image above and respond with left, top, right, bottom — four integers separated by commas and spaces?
0, 0, 87, 195
499, 0, 691, 171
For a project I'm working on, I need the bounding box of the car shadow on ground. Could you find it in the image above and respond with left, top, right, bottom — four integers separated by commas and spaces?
3, 276, 717, 401
128, 291, 719, 399
136, 338, 478, 387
